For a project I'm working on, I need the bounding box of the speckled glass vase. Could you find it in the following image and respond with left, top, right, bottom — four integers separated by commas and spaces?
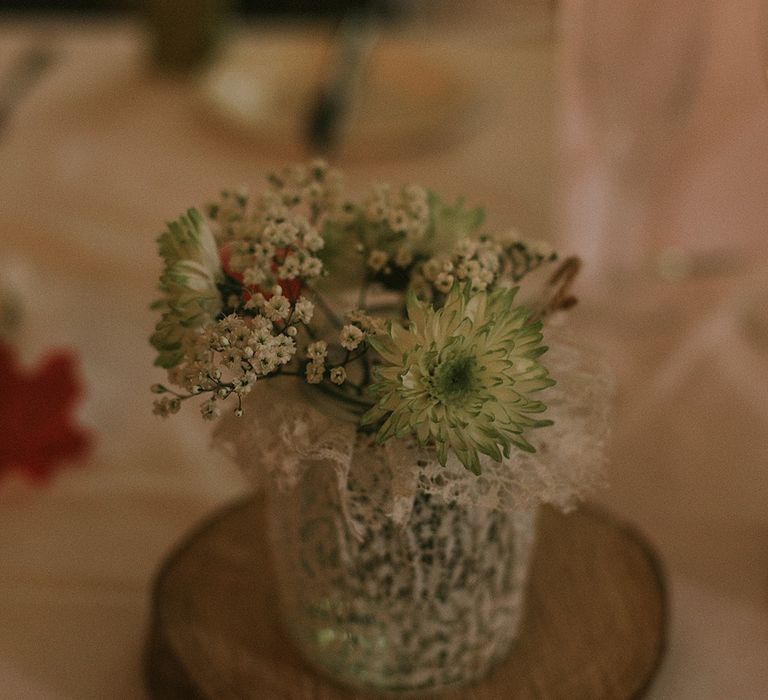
265, 448, 538, 695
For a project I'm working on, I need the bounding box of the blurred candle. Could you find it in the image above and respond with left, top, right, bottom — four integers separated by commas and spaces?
143, 0, 233, 73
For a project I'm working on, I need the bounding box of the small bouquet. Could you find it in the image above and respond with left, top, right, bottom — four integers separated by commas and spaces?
147, 162, 613, 692
150, 161, 608, 513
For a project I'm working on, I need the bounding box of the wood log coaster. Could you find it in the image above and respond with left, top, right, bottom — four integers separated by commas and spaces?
145, 498, 666, 699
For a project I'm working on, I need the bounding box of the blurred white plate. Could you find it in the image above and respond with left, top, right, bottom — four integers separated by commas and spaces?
195, 31, 476, 160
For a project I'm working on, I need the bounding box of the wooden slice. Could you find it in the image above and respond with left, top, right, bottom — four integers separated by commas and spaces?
145, 498, 666, 699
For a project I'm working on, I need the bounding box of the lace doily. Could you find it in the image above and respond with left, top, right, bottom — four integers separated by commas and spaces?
213, 330, 613, 528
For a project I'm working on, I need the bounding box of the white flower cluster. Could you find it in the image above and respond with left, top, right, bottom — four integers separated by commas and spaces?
223, 209, 325, 295
208, 160, 344, 242
153, 285, 317, 419
205, 162, 348, 306
151, 395, 181, 417
345, 308, 386, 336
298, 310, 380, 387
412, 234, 559, 300
150, 164, 568, 429
266, 160, 345, 216
303, 339, 326, 384
412, 236, 503, 298
206, 188, 250, 242
362, 184, 430, 274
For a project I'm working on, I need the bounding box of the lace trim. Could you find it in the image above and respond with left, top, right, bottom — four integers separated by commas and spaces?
212, 330, 612, 527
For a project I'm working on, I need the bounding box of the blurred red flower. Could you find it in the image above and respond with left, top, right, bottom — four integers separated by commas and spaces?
0, 341, 91, 481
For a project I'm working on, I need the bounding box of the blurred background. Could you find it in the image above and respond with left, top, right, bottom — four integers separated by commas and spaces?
0, 1, 399, 15
1, 1, 767, 698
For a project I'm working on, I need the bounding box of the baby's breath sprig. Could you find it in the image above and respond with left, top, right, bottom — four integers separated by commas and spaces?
501, 237, 559, 282
414, 233, 560, 304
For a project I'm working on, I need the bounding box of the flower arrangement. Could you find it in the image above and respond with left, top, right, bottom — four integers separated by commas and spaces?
149, 162, 586, 478
148, 163, 613, 695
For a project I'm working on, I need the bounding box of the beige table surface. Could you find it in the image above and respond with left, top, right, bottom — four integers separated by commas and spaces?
1, 5, 767, 699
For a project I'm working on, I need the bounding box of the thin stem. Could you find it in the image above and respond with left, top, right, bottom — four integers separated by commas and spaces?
315, 380, 374, 412
309, 288, 344, 329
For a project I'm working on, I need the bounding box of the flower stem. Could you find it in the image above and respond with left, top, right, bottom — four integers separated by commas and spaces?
309, 288, 344, 329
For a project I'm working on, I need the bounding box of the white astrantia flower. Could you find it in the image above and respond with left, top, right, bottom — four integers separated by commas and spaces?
151, 209, 223, 368
362, 283, 555, 474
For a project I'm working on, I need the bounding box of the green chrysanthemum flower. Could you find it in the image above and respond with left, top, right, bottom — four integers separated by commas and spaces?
151, 209, 223, 368
362, 284, 554, 474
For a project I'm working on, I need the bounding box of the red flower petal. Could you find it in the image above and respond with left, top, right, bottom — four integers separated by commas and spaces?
0, 342, 91, 482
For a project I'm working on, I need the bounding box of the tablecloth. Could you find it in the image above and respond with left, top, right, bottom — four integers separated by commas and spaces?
1, 5, 767, 698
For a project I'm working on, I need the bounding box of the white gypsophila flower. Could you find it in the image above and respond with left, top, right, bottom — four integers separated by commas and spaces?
454, 260, 469, 280
301, 257, 323, 278
363, 283, 554, 474
305, 361, 325, 384
478, 249, 501, 272
472, 268, 495, 291
340, 324, 364, 351
388, 209, 409, 234
268, 220, 299, 246
227, 242, 254, 274
293, 296, 314, 324
405, 221, 427, 242
221, 348, 242, 369
207, 188, 250, 242
264, 295, 291, 322
455, 236, 478, 259
271, 335, 296, 365
234, 373, 256, 396
266, 159, 344, 219
151, 209, 223, 369
393, 245, 414, 268
306, 340, 328, 361
365, 184, 390, 223
253, 348, 279, 375
304, 231, 325, 252
152, 397, 170, 417
200, 398, 221, 421
421, 257, 443, 282
278, 254, 301, 279
345, 309, 385, 335
434, 272, 455, 294
252, 315, 272, 332
243, 266, 267, 286
367, 249, 389, 272
249, 325, 272, 346
330, 366, 347, 385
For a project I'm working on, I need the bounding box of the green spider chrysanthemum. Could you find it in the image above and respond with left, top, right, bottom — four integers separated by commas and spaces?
362, 283, 554, 474
150, 209, 223, 368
